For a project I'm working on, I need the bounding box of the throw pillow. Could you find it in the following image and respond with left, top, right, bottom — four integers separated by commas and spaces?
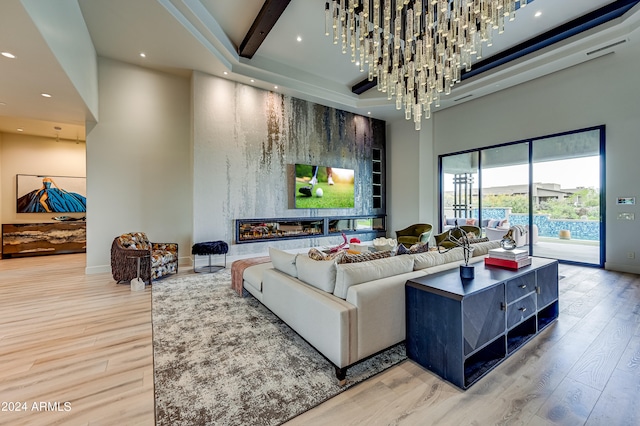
488, 219, 500, 228
340, 250, 392, 263
308, 247, 345, 263
397, 242, 429, 255
269, 247, 298, 277
465, 218, 476, 225
296, 255, 338, 293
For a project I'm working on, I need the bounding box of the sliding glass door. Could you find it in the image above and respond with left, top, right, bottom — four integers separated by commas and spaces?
439, 126, 604, 267
480, 143, 530, 249
531, 130, 602, 264
441, 152, 479, 226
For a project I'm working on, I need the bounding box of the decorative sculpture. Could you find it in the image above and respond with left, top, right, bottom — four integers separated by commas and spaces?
438, 221, 475, 279
500, 229, 517, 250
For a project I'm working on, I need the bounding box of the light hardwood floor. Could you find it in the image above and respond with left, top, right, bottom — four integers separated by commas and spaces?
1, 255, 639, 425
0, 254, 155, 426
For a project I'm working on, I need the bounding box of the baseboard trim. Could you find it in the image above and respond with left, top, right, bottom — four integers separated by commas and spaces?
604, 262, 640, 275
86, 265, 110, 275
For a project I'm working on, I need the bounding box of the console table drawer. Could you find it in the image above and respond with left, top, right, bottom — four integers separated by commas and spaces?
506, 273, 536, 303
507, 293, 537, 329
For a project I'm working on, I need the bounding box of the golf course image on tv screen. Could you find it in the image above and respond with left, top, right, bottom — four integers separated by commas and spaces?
294, 164, 355, 209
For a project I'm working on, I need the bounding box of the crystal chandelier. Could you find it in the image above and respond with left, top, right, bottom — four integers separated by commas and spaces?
325, 0, 528, 130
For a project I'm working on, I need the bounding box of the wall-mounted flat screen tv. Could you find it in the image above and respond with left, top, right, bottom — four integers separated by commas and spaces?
294, 164, 355, 209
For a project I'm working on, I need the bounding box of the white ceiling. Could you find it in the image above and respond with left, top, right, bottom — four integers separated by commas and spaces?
1, 0, 639, 141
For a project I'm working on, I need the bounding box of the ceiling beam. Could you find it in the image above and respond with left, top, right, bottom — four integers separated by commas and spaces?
239, 0, 291, 59
352, 78, 378, 95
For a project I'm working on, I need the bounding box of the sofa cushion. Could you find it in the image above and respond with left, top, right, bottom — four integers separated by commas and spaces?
334, 255, 415, 299
243, 262, 273, 293
296, 255, 338, 293
411, 250, 449, 270
269, 247, 298, 277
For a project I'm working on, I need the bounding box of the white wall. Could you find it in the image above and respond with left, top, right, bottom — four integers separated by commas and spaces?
0, 133, 85, 223
387, 117, 437, 241
191, 72, 384, 260
432, 47, 640, 273
85, 58, 192, 274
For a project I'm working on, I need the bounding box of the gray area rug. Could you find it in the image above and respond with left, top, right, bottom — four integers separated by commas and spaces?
152, 269, 406, 426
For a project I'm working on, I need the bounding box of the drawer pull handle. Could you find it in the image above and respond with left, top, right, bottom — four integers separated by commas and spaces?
518, 307, 527, 313
519, 285, 527, 289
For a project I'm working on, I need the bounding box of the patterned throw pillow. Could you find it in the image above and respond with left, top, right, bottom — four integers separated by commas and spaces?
465, 218, 476, 225
119, 232, 151, 250
340, 250, 392, 263
308, 247, 345, 263
469, 237, 490, 244
397, 242, 430, 255
308, 247, 327, 260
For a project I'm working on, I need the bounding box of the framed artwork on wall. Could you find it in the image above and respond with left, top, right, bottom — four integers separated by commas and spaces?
16, 174, 87, 213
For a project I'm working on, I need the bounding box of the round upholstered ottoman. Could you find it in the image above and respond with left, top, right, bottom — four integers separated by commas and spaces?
191, 241, 228, 273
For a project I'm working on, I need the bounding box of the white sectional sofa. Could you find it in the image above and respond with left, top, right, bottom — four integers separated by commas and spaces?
241, 241, 500, 383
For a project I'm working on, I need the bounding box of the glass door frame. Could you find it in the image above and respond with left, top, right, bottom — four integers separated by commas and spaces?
438, 125, 605, 267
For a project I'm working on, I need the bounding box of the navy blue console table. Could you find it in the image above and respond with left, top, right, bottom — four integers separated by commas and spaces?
405, 257, 559, 389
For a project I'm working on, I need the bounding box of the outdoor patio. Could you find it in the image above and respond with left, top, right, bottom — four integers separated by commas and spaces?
531, 236, 600, 265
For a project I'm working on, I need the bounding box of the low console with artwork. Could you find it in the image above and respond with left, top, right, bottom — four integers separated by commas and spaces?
2, 222, 87, 258
236, 215, 386, 244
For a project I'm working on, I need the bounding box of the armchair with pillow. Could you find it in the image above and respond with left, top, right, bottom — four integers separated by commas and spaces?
395, 223, 433, 248
111, 232, 179, 284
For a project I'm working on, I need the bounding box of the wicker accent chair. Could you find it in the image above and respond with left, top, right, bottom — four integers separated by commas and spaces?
111, 232, 178, 284
434, 225, 482, 249
395, 223, 433, 248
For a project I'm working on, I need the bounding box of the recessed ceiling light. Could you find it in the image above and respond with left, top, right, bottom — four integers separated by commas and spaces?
17, 128, 23, 132
0, 102, 6, 106
250, 79, 255, 83
1, 52, 16, 59
535, 11, 542, 17
223, 71, 228, 75
41, 93, 52, 98
274, 86, 278, 89
296, 36, 302, 42
367, 112, 371, 115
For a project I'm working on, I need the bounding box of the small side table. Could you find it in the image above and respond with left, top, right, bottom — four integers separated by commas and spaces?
127, 254, 150, 291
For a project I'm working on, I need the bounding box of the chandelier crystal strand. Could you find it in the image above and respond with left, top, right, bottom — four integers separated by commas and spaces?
326, 0, 522, 128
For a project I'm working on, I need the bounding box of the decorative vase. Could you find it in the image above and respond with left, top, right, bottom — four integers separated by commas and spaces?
460, 264, 474, 279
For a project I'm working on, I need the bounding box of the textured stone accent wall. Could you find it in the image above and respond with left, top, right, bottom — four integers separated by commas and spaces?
192, 72, 385, 255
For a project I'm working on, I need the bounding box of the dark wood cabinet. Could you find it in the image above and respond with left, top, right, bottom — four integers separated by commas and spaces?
2, 222, 86, 258
406, 258, 559, 389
